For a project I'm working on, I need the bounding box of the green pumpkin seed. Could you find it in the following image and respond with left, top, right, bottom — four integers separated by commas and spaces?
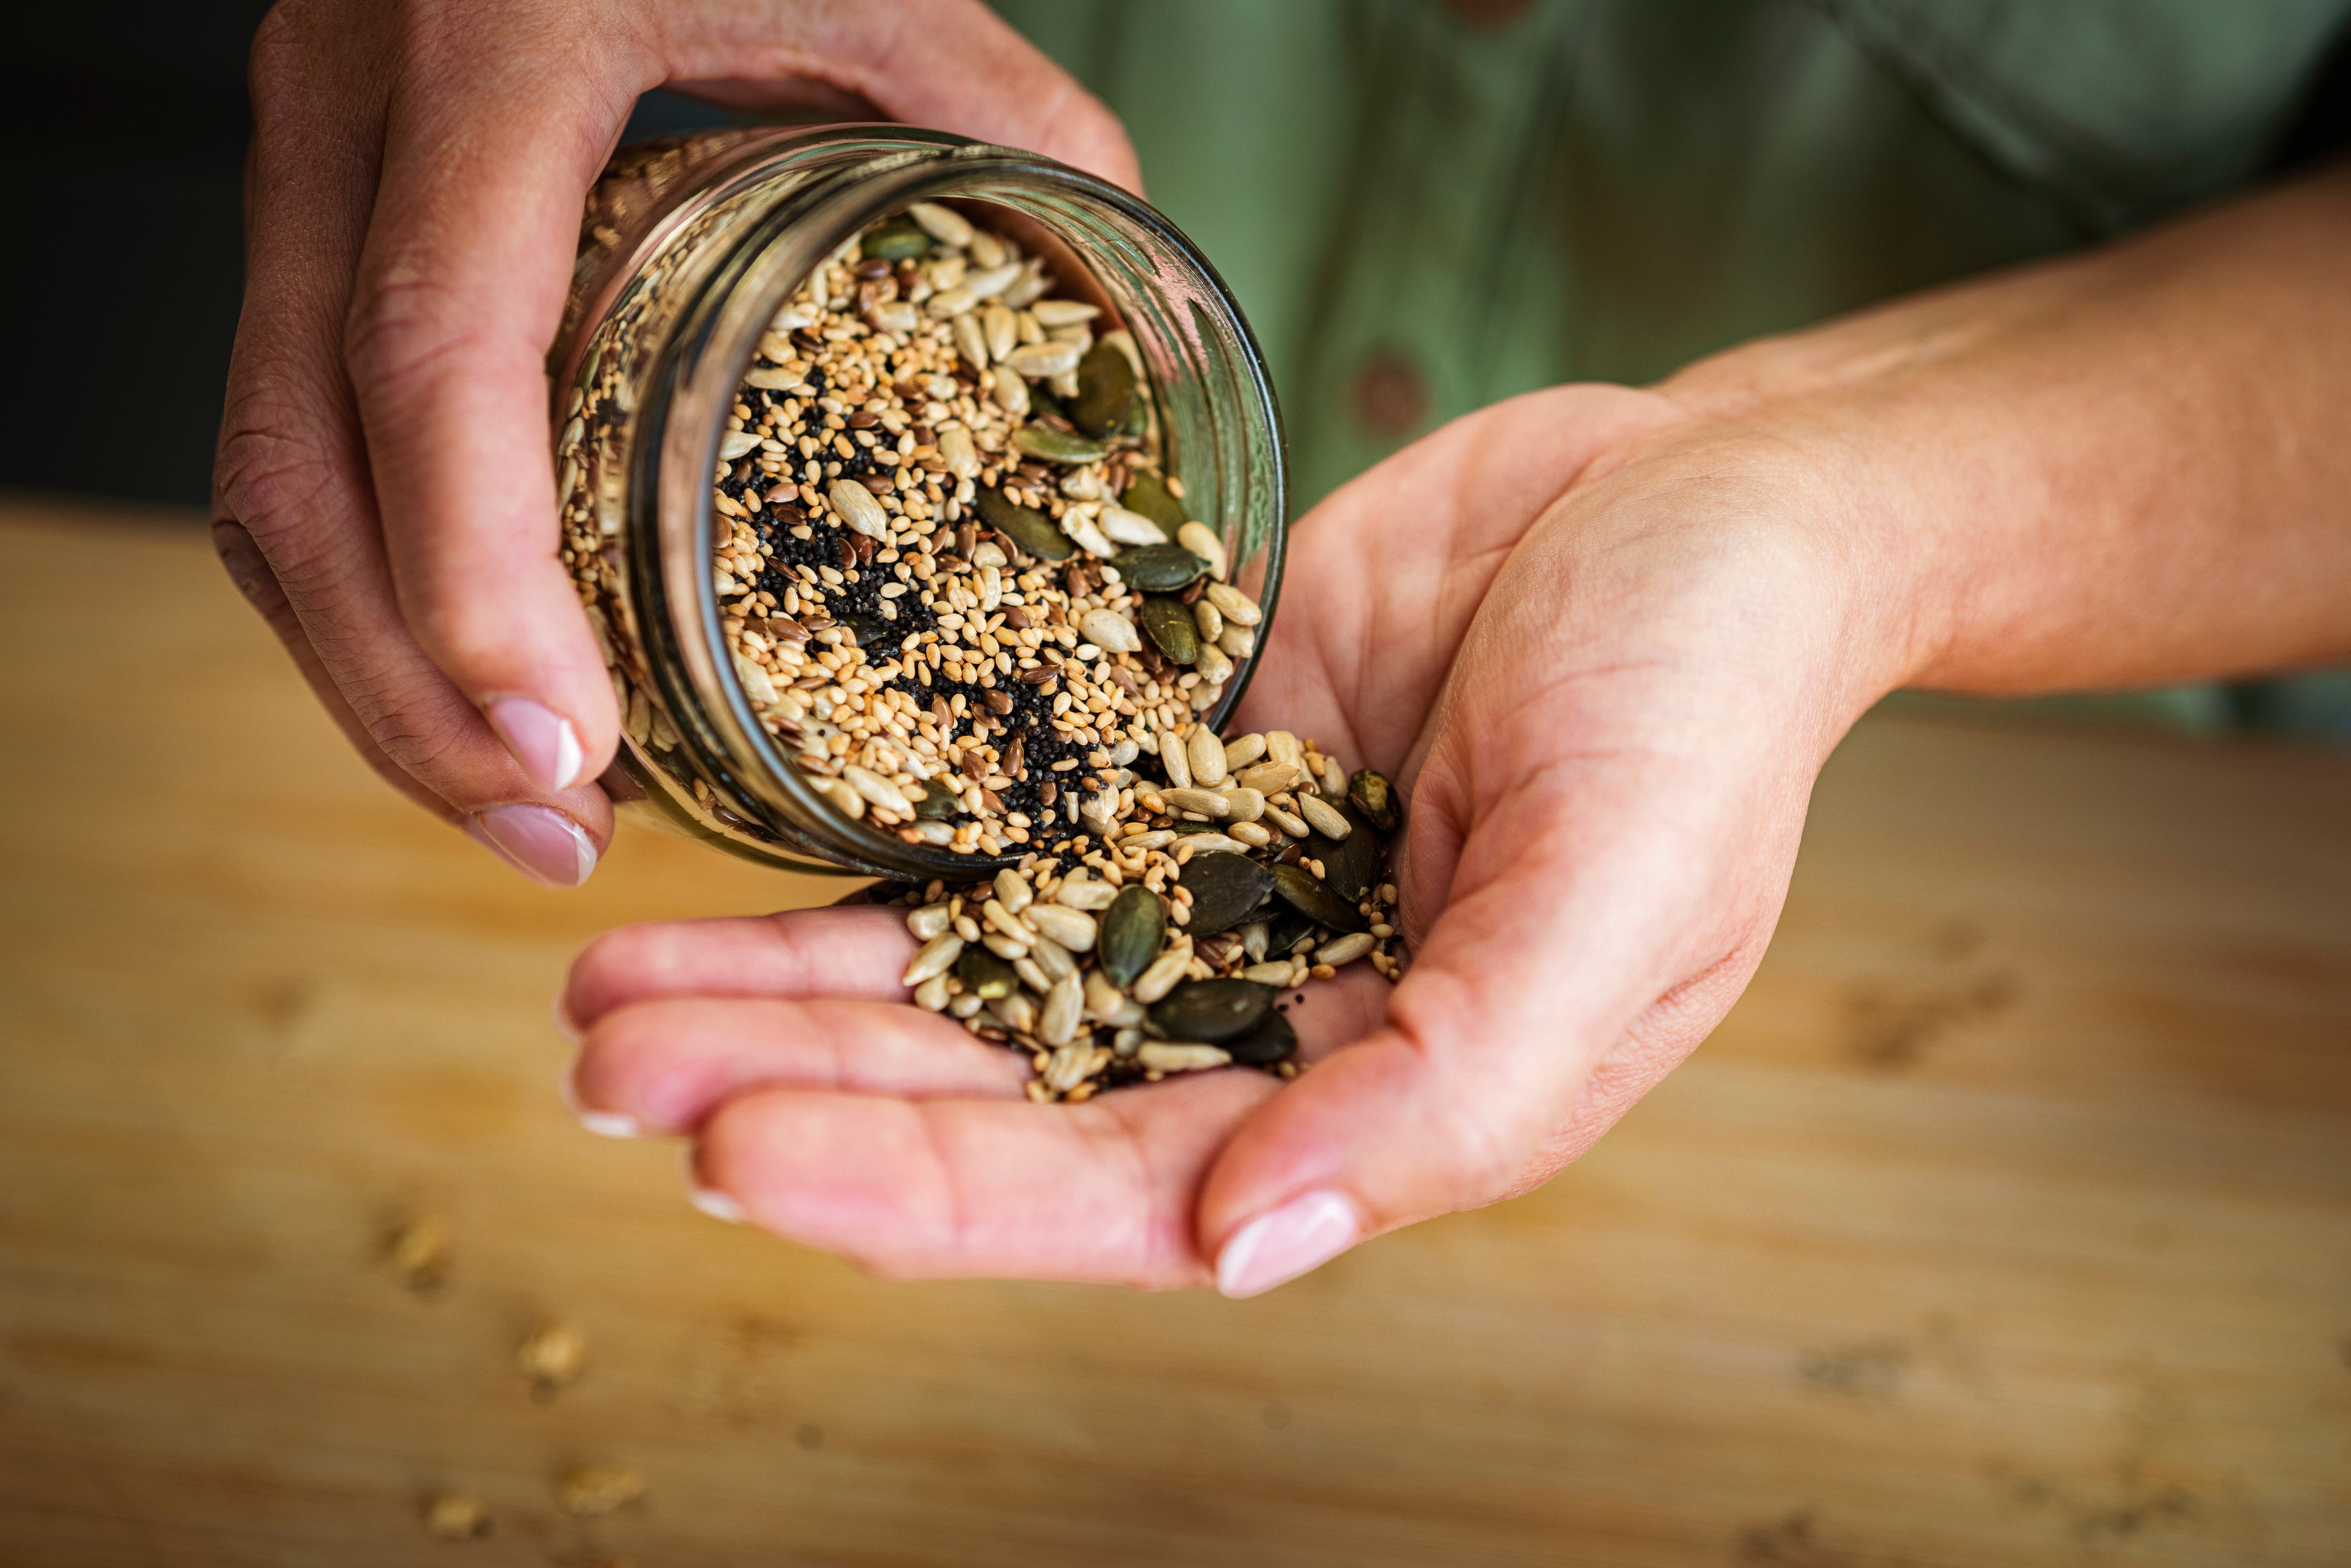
1012, 425, 1112, 465
1348, 768, 1399, 833
1138, 596, 1199, 664
1097, 883, 1166, 989
974, 487, 1073, 561
1110, 545, 1208, 593
1306, 803, 1382, 902
1222, 1008, 1298, 1065
1266, 905, 1318, 958
1070, 343, 1137, 437
1179, 851, 1276, 936
862, 217, 932, 261
1120, 395, 1149, 439
911, 783, 959, 820
954, 946, 1020, 1000
1120, 471, 1187, 532
1270, 861, 1368, 934
1148, 978, 1276, 1045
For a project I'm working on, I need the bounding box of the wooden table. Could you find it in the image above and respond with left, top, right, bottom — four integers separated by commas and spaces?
2, 495, 2346, 1567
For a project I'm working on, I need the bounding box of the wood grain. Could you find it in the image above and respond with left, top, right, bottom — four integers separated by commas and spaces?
1, 496, 2346, 1566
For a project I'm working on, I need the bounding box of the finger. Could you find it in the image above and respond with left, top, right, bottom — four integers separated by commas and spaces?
212, 519, 444, 820
693, 1071, 1275, 1286
221, 10, 611, 881
661, 0, 1143, 191
562, 906, 919, 1032
341, 27, 633, 798
572, 996, 1028, 1135
1197, 759, 1775, 1298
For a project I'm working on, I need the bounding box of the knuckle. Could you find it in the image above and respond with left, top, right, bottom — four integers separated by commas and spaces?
214, 416, 341, 549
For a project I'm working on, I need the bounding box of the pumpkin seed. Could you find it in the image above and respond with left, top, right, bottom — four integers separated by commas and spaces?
1222, 1008, 1298, 1065
1096, 883, 1165, 988
1012, 424, 1112, 465
954, 946, 1020, 1000
1269, 862, 1367, 934
911, 783, 959, 820
1069, 342, 1137, 437
1177, 851, 1275, 936
1138, 597, 1199, 663
1305, 802, 1382, 902
975, 487, 1074, 561
1348, 768, 1399, 832
1266, 905, 1318, 957
1120, 470, 1187, 532
1109, 544, 1208, 592
862, 217, 932, 261
1147, 978, 1276, 1044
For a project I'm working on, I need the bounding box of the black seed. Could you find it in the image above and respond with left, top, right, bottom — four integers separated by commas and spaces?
1148, 978, 1276, 1045
955, 946, 1019, 1000
1138, 596, 1199, 664
1270, 862, 1368, 934
1110, 545, 1208, 592
1178, 851, 1276, 936
1098, 884, 1166, 989
1070, 343, 1137, 437
1222, 1009, 1298, 1065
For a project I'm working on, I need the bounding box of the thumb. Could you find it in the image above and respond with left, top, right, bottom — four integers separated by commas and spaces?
1194, 767, 1749, 1298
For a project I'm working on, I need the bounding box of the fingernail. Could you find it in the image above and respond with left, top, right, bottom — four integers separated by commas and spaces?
1215, 1190, 1360, 1299
555, 1053, 637, 1137
465, 804, 599, 887
485, 695, 585, 790
551, 991, 583, 1045
688, 1184, 745, 1224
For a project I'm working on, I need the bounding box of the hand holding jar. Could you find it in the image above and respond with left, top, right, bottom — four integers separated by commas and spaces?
211, 0, 1138, 886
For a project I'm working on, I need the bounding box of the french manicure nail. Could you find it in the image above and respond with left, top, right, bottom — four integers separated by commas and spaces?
555, 1054, 638, 1137
551, 990, 583, 1045
485, 695, 585, 790
465, 804, 598, 887
1215, 1189, 1360, 1299
688, 1185, 745, 1224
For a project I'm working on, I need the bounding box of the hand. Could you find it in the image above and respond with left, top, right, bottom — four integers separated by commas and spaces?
212, 0, 1139, 886
557, 382, 1909, 1290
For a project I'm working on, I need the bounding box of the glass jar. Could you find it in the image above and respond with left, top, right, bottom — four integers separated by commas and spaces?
551, 126, 1286, 880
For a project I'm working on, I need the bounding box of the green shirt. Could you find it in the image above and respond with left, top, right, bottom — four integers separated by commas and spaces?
992, 0, 2351, 734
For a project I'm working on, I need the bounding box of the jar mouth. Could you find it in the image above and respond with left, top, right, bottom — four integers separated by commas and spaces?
638, 131, 1287, 881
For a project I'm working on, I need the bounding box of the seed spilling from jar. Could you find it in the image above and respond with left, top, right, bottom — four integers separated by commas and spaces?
695, 207, 1268, 862
891, 730, 1409, 1101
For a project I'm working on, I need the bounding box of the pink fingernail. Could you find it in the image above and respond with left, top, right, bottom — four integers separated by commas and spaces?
556, 1053, 638, 1138
465, 804, 598, 887
1215, 1190, 1360, 1299
485, 696, 585, 790
551, 990, 583, 1045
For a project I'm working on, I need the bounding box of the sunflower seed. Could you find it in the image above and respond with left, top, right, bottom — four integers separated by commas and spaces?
1297, 793, 1351, 840
1176, 522, 1227, 581
1031, 299, 1101, 327
1162, 787, 1229, 817
907, 903, 952, 940
992, 867, 1033, 913
990, 363, 1031, 417
1203, 580, 1263, 626
1315, 932, 1376, 967
901, 932, 964, 986
1005, 341, 1083, 379
1039, 972, 1085, 1046
1079, 608, 1141, 652
720, 430, 762, 462
1025, 903, 1098, 951
951, 310, 990, 368
1158, 727, 1193, 789
1187, 728, 1228, 788
908, 201, 975, 247
1099, 504, 1169, 545
828, 479, 890, 540
1130, 937, 1195, 1003
1054, 875, 1121, 912
1137, 1042, 1230, 1073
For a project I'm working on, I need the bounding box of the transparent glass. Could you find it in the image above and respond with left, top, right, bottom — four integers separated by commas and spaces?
551, 126, 1286, 880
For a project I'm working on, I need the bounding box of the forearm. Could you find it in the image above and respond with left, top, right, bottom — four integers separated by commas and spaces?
1659, 158, 2351, 699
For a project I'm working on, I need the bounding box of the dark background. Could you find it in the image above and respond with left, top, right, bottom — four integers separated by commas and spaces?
0, 4, 734, 510
2, 6, 2347, 514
